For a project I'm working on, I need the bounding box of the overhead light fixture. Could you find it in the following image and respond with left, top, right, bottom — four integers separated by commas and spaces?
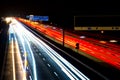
80, 36, 86, 39
109, 40, 118, 43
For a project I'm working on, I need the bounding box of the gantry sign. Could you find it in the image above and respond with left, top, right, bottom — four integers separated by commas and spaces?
26, 15, 49, 21
74, 15, 120, 30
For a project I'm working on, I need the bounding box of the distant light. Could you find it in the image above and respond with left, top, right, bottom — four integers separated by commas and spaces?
101, 30, 104, 33
60, 29, 63, 31
5, 17, 12, 23
109, 40, 118, 43
99, 41, 107, 44
53, 27, 56, 29
34, 22, 38, 24
44, 25, 48, 28
80, 36, 86, 39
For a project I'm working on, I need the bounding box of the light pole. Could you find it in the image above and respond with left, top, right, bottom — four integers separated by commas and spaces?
63, 28, 65, 47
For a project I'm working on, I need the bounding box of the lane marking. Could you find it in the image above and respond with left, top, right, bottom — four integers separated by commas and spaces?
36, 49, 39, 52
47, 64, 51, 67
43, 58, 45, 61
54, 72, 58, 76
39, 53, 41, 55
29, 76, 32, 80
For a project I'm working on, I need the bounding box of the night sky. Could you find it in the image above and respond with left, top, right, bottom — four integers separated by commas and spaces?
0, 1, 120, 15
1, 1, 120, 28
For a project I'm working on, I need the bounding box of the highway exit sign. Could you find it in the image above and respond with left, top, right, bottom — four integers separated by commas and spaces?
27, 15, 49, 21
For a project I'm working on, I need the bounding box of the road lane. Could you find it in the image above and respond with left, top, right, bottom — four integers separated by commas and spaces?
3, 23, 26, 80
17, 18, 120, 70
12, 18, 90, 80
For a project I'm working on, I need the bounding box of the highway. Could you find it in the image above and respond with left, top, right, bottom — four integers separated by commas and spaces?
15, 17, 120, 79
10, 18, 90, 80
3, 24, 26, 80
17, 18, 120, 70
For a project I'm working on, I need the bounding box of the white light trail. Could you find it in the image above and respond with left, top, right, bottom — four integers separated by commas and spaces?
25, 28, 89, 80
35, 38, 89, 80
9, 21, 27, 80
14, 30, 27, 80
24, 36, 37, 80
11, 37, 16, 80
13, 18, 90, 80
11, 19, 37, 80
9, 23, 16, 80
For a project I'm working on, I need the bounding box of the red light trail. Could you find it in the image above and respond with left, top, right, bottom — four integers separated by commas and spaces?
16, 18, 120, 70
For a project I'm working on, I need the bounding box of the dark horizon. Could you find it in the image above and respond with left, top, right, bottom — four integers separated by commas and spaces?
1, 1, 120, 29
1, 1, 120, 16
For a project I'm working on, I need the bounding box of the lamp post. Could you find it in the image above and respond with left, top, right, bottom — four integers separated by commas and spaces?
63, 28, 65, 47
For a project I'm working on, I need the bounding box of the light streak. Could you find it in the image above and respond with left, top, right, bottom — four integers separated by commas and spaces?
18, 18, 120, 70
11, 19, 37, 80
14, 30, 27, 80
25, 37, 37, 80
11, 38, 16, 80
23, 25, 90, 80
13, 18, 89, 80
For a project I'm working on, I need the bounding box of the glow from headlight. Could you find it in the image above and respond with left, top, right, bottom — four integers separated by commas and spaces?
5, 17, 12, 23
109, 40, 118, 43
14, 32, 27, 80
80, 36, 86, 39
9, 22, 27, 80
13, 18, 89, 80
21, 23, 90, 80
12, 19, 37, 80
34, 36, 89, 80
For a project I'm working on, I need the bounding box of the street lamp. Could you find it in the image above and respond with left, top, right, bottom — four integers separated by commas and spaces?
63, 28, 65, 47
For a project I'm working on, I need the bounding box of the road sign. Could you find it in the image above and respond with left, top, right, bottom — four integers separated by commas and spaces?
74, 27, 120, 30
74, 16, 120, 30
26, 15, 49, 21
33, 16, 49, 21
